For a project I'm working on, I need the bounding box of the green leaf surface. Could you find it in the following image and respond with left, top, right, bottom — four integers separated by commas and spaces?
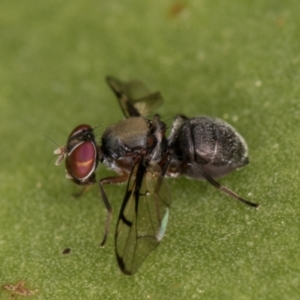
1, 0, 300, 299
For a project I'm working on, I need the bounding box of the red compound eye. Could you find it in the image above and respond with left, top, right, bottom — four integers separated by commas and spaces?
67, 141, 96, 180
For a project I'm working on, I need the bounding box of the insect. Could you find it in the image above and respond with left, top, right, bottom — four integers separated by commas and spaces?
54, 76, 259, 275
54, 76, 171, 275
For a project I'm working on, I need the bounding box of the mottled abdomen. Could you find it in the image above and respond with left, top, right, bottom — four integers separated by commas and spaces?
168, 115, 249, 179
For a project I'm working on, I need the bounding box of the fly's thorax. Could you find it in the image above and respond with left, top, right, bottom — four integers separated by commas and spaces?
100, 116, 168, 174
102, 117, 167, 157
101, 117, 150, 155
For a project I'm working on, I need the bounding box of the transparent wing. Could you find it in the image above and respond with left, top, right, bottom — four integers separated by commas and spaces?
106, 76, 163, 118
115, 159, 171, 275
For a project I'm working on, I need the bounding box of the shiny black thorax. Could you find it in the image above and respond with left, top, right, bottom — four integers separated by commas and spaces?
100, 116, 168, 174
167, 115, 249, 179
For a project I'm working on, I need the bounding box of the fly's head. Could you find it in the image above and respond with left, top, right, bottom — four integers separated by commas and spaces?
54, 124, 99, 185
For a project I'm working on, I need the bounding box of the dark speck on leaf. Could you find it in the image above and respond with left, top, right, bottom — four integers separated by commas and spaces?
62, 248, 71, 254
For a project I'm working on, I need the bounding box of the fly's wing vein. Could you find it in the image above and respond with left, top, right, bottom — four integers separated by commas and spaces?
106, 76, 163, 118
115, 161, 171, 275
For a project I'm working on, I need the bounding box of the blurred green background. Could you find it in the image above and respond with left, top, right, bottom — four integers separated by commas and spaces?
1, 0, 300, 299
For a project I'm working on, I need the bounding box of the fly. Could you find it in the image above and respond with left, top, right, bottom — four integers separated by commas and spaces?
54, 76, 259, 275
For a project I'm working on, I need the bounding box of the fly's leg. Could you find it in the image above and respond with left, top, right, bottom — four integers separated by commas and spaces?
201, 170, 259, 208
99, 175, 129, 247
